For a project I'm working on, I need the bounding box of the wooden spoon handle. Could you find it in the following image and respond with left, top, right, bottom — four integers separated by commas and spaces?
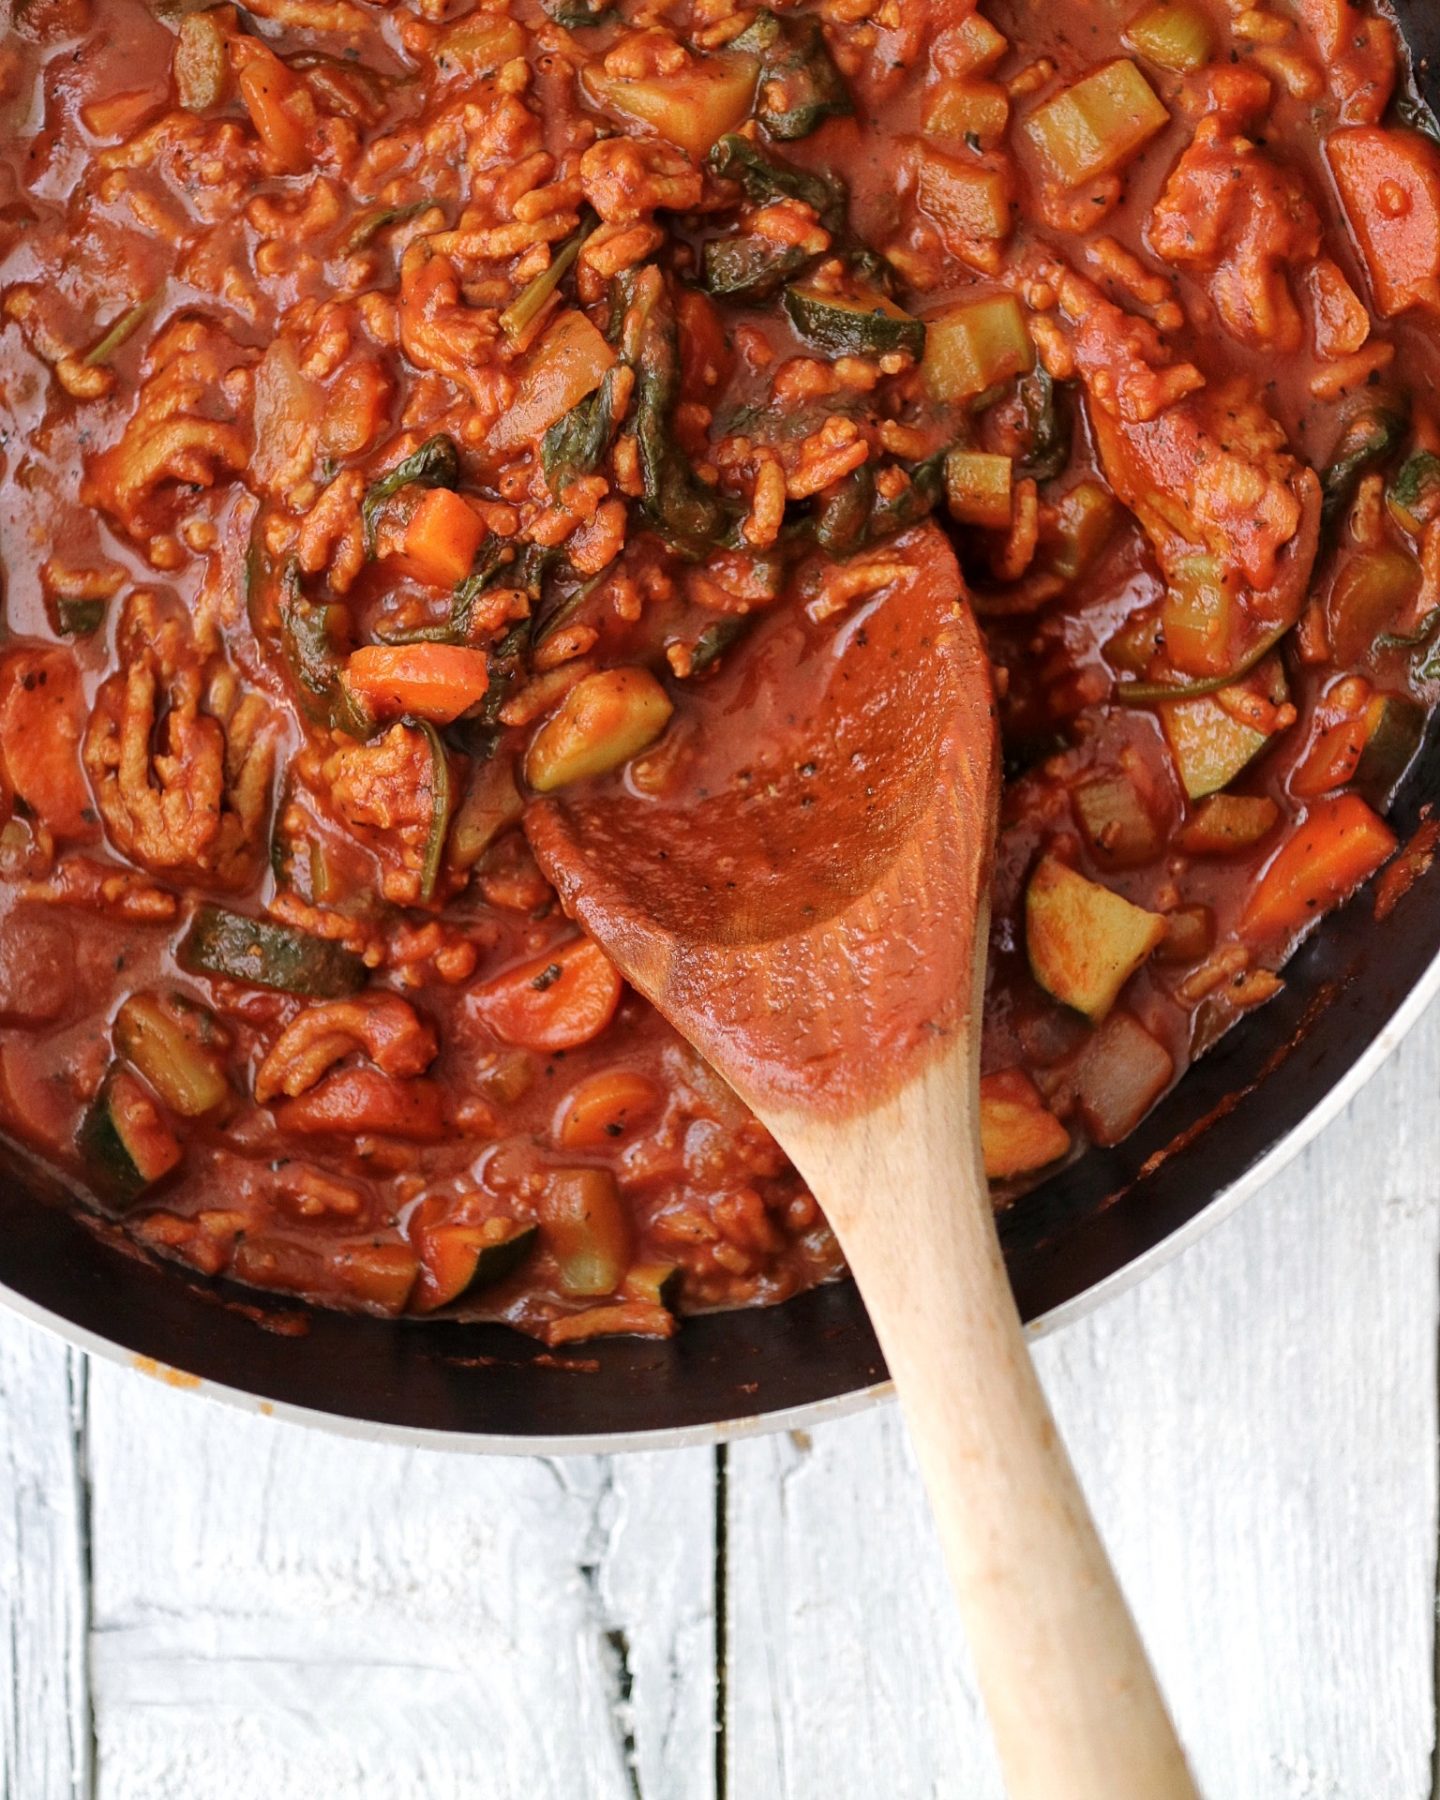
781, 1055, 1198, 1800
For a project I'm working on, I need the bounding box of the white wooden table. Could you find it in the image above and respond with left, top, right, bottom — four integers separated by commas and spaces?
2, 996, 1437, 1800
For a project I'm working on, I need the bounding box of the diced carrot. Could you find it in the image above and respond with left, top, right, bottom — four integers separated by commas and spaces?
0, 649, 95, 840
231, 39, 315, 175
556, 1070, 660, 1149
979, 1069, 1070, 1180
1328, 126, 1440, 319
473, 937, 622, 1053
1241, 793, 1397, 941
276, 1069, 449, 1139
404, 488, 486, 590
80, 88, 165, 139
1291, 717, 1368, 796
344, 644, 489, 723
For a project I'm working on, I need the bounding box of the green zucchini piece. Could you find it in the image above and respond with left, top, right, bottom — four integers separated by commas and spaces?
783, 285, 925, 359
447, 746, 525, 871
179, 905, 368, 998
469, 1221, 540, 1291
360, 434, 462, 554
732, 9, 852, 140
624, 1261, 682, 1307
1353, 694, 1425, 802
79, 1067, 182, 1207
1387, 451, 1440, 537
279, 565, 377, 739
115, 992, 229, 1117
1158, 656, 1288, 799
49, 595, 106, 636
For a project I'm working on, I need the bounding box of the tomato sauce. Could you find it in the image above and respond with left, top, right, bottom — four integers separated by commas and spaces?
0, 0, 1437, 1342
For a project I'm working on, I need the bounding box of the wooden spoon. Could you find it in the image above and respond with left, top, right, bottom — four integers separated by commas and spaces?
526, 523, 1198, 1799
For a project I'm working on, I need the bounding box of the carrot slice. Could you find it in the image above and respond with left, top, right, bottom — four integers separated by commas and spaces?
473, 937, 622, 1052
1241, 793, 1396, 941
404, 488, 486, 589
555, 1070, 660, 1149
1328, 126, 1440, 319
344, 644, 489, 723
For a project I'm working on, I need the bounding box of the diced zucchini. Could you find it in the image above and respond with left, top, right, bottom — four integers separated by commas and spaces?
1023, 59, 1168, 187
1161, 554, 1243, 678
623, 1261, 682, 1307
783, 285, 926, 359
1352, 693, 1425, 801
411, 1219, 539, 1313
1326, 547, 1422, 664
48, 595, 106, 636
1072, 769, 1163, 867
582, 54, 759, 162
921, 293, 1032, 401
1123, 0, 1215, 73
923, 78, 1010, 148
1177, 793, 1280, 855
944, 449, 1013, 528
525, 667, 674, 793
1159, 655, 1288, 798
78, 1067, 182, 1207
179, 905, 368, 998
915, 145, 1013, 241
541, 1167, 632, 1297
114, 993, 229, 1117
1040, 481, 1119, 581
1387, 450, 1440, 536
1025, 855, 1167, 1020
979, 1068, 1070, 1179
1071, 1009, 1174, 1145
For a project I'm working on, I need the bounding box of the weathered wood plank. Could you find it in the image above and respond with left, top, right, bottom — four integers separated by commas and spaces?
724, 1001, 1440, 1800
0, 1316, 92, 1800
83, 1368, 716, 1800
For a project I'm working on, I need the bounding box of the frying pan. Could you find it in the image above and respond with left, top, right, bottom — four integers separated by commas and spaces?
1, 5, 1438, 1453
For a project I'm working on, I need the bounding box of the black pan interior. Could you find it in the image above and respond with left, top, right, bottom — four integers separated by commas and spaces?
0, 12, 1437, 1443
